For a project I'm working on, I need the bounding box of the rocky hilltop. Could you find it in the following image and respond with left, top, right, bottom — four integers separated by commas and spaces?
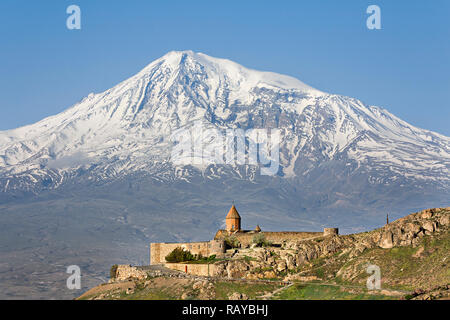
80, 207, 449, 300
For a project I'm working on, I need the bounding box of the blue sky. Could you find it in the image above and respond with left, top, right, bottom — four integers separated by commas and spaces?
0, 0, 449, 135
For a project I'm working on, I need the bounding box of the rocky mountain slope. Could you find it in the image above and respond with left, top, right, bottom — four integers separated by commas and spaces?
1, 51, 449, 192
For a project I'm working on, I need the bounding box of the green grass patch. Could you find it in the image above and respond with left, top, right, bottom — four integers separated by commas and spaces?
273, 283, 395, 300
213, 281, 281, 300
119, 286, 179, 300
243, 255, 257, 263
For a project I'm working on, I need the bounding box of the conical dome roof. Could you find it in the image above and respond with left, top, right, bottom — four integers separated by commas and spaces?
226, 205, 241, 219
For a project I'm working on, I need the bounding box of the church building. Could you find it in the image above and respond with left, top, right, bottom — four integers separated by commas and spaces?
150, 204, 338, 265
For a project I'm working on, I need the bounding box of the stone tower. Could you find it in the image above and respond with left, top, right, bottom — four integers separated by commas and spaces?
226, 204, 241, 233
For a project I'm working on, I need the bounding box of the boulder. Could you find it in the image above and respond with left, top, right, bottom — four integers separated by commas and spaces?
305, 247, 319, 261
226, 260, 249, 279
276, 261, 287, 272
181, 292, 189, 300
125, 287, 134, 295
296, 252, 308, 265
192, 281, 204, 290
228, 292, 249, 300
421, 210, 433, 219
246, 273, 263, 280
379, 231, 394, 249
285, 255, 296, 270
439, 215, 450, 226
285, 241, 299, 250
404, 222, 421, 234
263, 270, 277, 279
422, 221, 435, 233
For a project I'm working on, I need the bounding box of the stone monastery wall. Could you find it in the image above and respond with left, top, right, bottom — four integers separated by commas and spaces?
214, 230, 324, 247
150, 240, 225, 265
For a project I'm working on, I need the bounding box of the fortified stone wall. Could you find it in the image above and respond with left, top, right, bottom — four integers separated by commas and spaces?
323, 228, 339, 236
214, 230, 323, 247
150, 240, 226, 265
163, 263, 219, 277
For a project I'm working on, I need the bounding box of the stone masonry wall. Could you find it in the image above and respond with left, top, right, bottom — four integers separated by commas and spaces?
163, 263, 219, 277
150, 240, 225, 265
214, 230, 323, 247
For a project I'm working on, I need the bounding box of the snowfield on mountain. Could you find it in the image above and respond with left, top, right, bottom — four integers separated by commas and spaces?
0, 50, 449, 192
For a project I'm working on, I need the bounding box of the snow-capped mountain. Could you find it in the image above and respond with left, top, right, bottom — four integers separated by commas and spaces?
1, 50, 449, 300
0, 50, 449, 194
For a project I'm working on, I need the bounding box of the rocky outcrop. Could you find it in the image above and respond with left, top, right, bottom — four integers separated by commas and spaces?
373, 207, 448, 248
210, 208, 449, 281
214, 259, 251, 279
210, 235, 353, 280
113, 265, 148, 282
190, 280, 216, 299
409, 284, 450, 300
228, 292, 249, 300
379, 231, 394, 249
340, 208, 449, 258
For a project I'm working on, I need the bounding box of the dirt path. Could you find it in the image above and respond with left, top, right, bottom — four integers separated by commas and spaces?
266, 280, 408, 298
257, 282, 294, 300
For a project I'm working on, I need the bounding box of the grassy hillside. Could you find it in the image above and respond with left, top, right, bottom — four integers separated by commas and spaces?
334, 230, 449, 291
78, 277, 282, 300
79, 207, 449, 300
273, 283, 397, 300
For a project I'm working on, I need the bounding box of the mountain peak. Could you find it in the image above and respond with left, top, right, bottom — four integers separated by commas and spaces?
0, 50, 449, 194
140, 50, 324, 95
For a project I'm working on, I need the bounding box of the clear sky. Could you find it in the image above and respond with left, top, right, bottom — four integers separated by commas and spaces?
0, 0, 449, 135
